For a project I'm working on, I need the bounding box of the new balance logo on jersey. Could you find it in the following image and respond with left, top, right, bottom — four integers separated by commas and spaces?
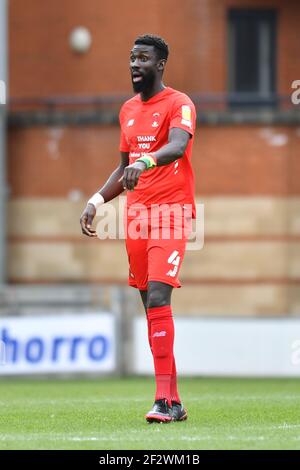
153, 331, 167, 337
166, 250, 180, 277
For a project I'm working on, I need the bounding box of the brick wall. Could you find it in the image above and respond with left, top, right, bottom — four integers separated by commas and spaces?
7, 125, 300, 197
7, 0, 300, 314
9, 0, 300, 97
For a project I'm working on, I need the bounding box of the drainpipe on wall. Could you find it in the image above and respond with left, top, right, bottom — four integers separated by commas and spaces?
0, 0, 8, 284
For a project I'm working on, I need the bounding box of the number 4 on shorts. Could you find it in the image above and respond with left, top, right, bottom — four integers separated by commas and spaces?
166, 250, 180, 277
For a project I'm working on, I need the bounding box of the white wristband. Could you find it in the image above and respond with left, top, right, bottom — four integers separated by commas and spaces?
87, 192, 105, 209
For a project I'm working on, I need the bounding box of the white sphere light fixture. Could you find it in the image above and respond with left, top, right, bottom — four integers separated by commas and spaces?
69, 26, 92, 54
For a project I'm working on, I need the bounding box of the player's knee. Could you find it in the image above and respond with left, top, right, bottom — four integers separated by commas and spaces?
147, 288, 169, 308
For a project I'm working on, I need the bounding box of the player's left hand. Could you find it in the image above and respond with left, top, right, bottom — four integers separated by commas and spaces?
121, 161, 147, 191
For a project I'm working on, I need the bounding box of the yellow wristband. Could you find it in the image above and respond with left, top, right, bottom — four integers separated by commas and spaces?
136, 155, 157, 170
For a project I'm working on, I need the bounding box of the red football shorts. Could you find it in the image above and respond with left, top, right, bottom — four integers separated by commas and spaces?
124, 205, 192, 290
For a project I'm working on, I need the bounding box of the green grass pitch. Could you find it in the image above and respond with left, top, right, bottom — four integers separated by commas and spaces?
1, 377, 299, 450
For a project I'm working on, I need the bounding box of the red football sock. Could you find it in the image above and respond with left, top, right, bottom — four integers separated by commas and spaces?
147, 314, 180, 403
171, 357, 181, 403
147, 305, 174, 406
146, 314, 153, 354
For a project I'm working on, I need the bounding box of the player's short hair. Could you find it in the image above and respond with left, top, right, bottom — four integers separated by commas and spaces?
134, 34, 169, 61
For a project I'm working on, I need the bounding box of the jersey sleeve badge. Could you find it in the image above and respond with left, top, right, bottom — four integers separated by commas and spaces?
181, 105, 192, 128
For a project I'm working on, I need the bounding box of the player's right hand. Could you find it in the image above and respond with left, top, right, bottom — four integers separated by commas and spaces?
80, 203, 97, 237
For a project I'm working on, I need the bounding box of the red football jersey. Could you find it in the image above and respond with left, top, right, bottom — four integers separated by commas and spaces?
119, 87, 196, 218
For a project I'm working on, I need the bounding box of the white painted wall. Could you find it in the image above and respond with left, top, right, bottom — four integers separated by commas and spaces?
133, 317, 300, 377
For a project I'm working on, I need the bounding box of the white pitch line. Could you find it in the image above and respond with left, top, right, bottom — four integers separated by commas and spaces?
0, 432, 299, 443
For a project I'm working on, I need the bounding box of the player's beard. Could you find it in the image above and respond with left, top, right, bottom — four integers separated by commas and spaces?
132, 69, 156, 94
